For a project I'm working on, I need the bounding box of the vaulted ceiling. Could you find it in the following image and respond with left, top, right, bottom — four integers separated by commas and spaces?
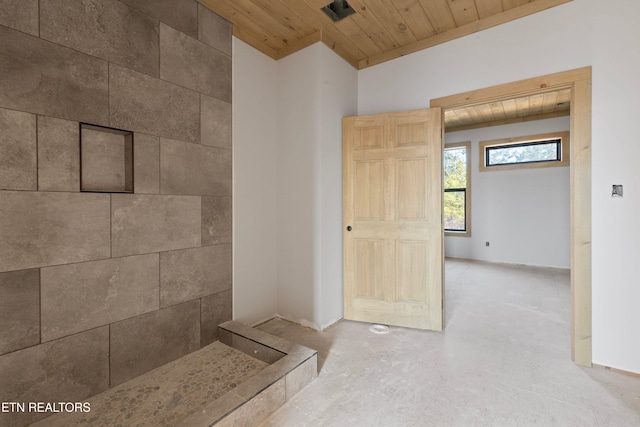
200, 0, 571, 69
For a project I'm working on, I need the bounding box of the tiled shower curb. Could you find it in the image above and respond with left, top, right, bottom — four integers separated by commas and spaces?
177, 321, 318, 426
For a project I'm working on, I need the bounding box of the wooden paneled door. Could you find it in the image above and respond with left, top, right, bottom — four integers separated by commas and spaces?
343, 108, 444, 331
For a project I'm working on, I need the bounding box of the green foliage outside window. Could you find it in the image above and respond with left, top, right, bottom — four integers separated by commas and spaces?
444, 147, 467, 232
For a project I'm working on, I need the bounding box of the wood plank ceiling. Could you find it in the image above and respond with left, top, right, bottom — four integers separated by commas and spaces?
199, 0, 572, 69
444, 88, 571, 132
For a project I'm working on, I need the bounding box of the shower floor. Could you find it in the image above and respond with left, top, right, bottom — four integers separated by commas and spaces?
33, 342, 269, 426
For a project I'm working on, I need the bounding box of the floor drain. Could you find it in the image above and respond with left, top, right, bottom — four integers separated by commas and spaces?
369, 324, 390, 334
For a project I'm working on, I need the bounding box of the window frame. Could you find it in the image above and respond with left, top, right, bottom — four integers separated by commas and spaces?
444, 141, 471, 237
479, 131, 570, 172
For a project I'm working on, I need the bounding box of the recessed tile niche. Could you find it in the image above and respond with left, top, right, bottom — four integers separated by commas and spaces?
80, 124, 133, 193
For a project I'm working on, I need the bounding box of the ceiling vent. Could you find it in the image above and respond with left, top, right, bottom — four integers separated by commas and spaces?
321, 0, 356, 22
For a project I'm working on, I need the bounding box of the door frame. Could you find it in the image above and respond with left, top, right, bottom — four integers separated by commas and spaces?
430, 67, 592, 367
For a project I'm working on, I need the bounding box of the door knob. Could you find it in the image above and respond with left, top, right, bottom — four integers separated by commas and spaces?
346, 226, 352, 231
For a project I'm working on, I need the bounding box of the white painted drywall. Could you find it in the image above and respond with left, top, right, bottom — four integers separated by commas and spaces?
275, 43, 357, 330
590, 0, 640, 375
357, 0, 640, 373
276, 44, 321, 328
233, 40, 356, 330
319, 44, 358, 328
232, 38, 279, 325
445, 117, 571, 268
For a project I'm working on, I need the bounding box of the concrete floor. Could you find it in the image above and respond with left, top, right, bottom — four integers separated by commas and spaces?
257, 259, 640, 426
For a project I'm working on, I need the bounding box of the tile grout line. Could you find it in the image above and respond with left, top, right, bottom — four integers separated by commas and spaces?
157, 17, 161, 79
108, 323, 111, 388
35, 115, 39, 191
107, 62, 110, 127
158, 250, 161, 310
158, 138, 162, 194
110, 194, 112, 258
39, 267, 42, 344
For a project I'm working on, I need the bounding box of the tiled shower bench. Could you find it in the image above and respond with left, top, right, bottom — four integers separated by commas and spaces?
32, 321, 317, 426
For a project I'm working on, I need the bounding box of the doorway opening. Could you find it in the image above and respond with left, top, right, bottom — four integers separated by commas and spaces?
431, 67, 592, 367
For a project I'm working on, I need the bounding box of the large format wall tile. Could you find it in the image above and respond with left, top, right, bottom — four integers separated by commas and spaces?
119, 0, 197, 38
197, 3, 232, 55
201, 289, 232, 346
0, 269, 40, 356
37, 115, 80, 192
160, 24, 232, 102
110, 300, 200, 386
160, 138, 232, 196
134, 133, 160, 194
0, 25, 108, 125
0, 0, 39, 36
160, 244, 232, 307
0, 192, 111, 273
40, 0, 159, 77
0, 108, 37, 190
202, 196, 232, 245
111, 194, 201, 257
0, 327, 109, 427
201, 95, 232, 149
109, 64, 200, 143
41, 254, 160, 342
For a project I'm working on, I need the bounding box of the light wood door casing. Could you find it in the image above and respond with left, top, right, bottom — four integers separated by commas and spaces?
343, 108, 443, 331
431, 66, 592, 366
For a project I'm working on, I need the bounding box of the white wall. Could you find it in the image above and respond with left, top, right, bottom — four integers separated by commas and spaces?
591, 0, 640, 375
232, 38, 279, 325
319, 45, 358, 328
234, 41, 356, 330
276, 44, 321, 328
357, 0, 640, 373
276, 43, 357, 330
445, 117, 571, 268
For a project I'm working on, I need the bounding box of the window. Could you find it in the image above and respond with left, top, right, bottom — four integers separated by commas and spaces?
479, 131, 569, 172
444, 142, 470, 237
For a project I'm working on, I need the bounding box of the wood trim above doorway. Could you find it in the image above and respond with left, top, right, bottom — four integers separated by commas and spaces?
430, 67, 592, 367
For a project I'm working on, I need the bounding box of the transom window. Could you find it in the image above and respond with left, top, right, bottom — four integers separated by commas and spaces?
444, 142, 470, 237
480, 131, 569, 172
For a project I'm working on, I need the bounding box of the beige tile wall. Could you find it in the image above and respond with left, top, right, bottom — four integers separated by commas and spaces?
0, 0, 232, 425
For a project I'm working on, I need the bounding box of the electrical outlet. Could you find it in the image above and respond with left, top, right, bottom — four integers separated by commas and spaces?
612, 185, 623, 198
485, 242, 490, 247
